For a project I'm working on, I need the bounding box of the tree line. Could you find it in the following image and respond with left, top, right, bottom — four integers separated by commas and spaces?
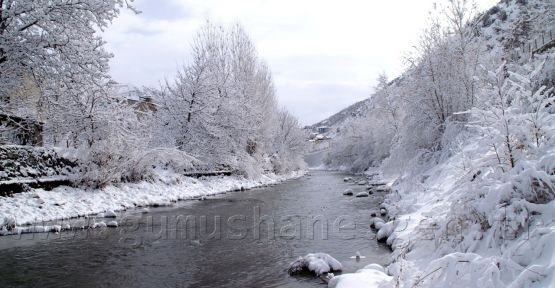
0, 1, 306, 186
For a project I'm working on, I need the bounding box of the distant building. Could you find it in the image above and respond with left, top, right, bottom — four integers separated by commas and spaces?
113, 83, 158, 114
317, 126, 330, 134
127, 96, 157, 113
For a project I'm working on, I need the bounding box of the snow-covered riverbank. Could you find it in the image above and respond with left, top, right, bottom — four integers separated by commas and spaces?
0, 171, 305, 231
329, 159, 555, 288
378, 154, 555, 288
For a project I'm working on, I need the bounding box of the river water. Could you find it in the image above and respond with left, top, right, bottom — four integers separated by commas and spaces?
0, 171, 390, 288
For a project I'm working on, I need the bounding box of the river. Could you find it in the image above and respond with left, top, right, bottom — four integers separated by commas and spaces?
0, 171, 390, 288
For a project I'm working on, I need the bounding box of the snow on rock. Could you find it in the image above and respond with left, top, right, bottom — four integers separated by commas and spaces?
362, 263, 386, 273
344, 177, 352, 182
376, 221, 396, 242
12, 225, 62, 234
370, 217, 385, 229
104, 210, 117, 218
106, 221, 118, 228
343, 189, 354, 196
328, 263, 393, 288
355, 192, 369, 198
0, 145, 77, 182
0, 171, 305, 227
92, 221, 107, 228
288, 253, 343, 276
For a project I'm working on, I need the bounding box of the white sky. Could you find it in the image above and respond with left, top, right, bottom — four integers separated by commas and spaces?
103, 0, 498, 125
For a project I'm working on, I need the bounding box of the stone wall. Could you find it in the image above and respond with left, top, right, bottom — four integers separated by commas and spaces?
0, 145, 77, 195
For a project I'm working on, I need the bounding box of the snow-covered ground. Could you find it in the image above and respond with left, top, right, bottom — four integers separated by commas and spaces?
0, 171, 305, 231
377, 152, 555, 288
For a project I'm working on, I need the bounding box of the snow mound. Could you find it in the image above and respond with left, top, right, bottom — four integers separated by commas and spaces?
288, 253, 343, 276
106, 221, 118, 228
328, 263, 393, 288
355, 192, 369, 198
343, 189, 354, 196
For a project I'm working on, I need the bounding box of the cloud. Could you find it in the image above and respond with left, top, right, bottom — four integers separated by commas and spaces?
104, 0, 499, 125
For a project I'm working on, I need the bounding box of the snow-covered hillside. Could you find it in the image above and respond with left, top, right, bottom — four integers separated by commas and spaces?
319, 0, 555, 287
308, 98, 370, 138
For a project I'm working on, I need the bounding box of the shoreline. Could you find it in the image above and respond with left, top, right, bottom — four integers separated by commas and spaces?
0, 170, 306, 234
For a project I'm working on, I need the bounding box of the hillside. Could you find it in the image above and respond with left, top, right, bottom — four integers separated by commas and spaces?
320, 0, 555, 287
308, 99, 369, 135
313, 0, 554, 143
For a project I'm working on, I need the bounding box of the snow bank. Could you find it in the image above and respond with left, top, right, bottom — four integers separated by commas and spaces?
381, 140, 555, 287
328, 264, 393, 288
288, 253, 343, 276
0, 171, 305, 229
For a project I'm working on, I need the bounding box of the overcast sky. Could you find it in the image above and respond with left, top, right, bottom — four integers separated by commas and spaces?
103, 0, 498, 126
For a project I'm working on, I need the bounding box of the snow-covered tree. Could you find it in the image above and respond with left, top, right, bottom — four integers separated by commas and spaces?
0, 0, 144, 149
155, 22, 305, 177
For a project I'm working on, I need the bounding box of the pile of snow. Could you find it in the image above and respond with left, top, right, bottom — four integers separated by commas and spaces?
288, 253, 343, 276
328, 264, 393, 288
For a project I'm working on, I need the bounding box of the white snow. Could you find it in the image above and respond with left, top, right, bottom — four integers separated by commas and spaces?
288, 253, 343, 276
92, 221, 107, 228
376, 221, 396, 242
382, 147, 555, 287
343, 189, 354, 196
370, 217, 385, 229
0, 171, 305, 229
104, 210, 117, 218
106, 221, 118, 228
328, 264, 393, 288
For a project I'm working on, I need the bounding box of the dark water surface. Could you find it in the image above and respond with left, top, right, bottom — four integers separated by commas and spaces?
0, 171, 390, 288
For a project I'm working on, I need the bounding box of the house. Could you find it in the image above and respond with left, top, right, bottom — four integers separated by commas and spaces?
113, 83, 158, 114
317, 126, 330, 134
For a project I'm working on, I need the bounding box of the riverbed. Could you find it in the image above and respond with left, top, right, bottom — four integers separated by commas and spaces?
0, 171, 390, 287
